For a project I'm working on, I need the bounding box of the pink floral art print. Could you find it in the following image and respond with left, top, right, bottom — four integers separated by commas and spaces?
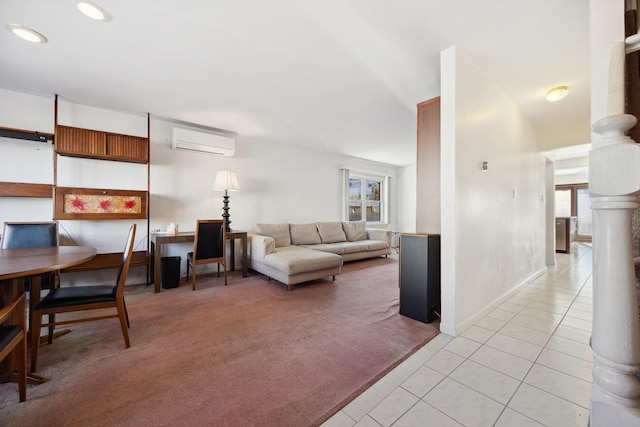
64, 194, 141, 214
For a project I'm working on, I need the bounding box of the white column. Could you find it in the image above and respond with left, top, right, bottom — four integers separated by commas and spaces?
590, 113, 640, 425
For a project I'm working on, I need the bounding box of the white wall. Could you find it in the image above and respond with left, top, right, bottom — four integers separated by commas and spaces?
397, 164, 417, 233
0, 88, 402, 283
440, 47, 547, 335
556, 172, 589, 186
590, 0, 625, 130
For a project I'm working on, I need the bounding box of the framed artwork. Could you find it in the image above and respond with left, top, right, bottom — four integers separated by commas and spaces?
54, 187, 148, 220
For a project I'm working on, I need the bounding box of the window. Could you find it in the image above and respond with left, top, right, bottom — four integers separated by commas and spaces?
344, 170, 387, 223
555, 188, 572, 217
555, 183, 591, 241
576, 187, 592, 239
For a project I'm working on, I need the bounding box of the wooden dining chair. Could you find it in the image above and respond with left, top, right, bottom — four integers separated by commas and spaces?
186, 219, 227, 290
0, 292, 27, 402
1, 222, 60, 293
1, 221, 59, 250
2, 221, 60, 340
30, 224, 136, 373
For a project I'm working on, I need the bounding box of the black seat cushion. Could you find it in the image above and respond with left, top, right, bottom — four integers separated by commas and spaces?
0, 325, 22, 349
36, 285, 117, 309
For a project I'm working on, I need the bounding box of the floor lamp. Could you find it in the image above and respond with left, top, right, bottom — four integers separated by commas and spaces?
212, 171, 240, 232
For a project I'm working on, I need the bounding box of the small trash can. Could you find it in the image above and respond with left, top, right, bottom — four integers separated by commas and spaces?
161, 256, 181, 289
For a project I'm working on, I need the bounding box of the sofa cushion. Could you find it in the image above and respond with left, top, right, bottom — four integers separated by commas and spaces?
342, 241, 371, 254
255, 223, 291, 247
264, 247, 342, 275
342, 221, 366, 242
316, 222, 347, 244
290, 223, 321, 245
301, 243, 345, 255
366, 240, 389, 251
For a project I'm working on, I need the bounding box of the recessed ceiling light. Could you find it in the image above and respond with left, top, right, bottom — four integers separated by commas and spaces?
7, 24, 47, 44
546, 85, 569, 102
77, 1, 111, 21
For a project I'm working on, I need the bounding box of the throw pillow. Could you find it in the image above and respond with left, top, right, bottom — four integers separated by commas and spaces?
342, 221, 366, 241
316, 222, 347, 244
290, 223, 321, 245
255, 223, 291, 247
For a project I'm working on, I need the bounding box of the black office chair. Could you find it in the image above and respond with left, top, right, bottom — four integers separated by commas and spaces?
0, 292, 27, 402
30, 224, 136, 373
186, 219, 227, 290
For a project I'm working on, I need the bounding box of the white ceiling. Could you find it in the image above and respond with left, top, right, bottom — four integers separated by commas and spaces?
0, 0, 590, 166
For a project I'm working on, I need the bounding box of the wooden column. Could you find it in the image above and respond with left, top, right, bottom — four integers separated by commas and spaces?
416, 97, 441, 234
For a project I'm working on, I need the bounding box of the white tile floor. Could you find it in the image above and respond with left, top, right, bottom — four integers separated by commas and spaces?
322, 243, 593, 427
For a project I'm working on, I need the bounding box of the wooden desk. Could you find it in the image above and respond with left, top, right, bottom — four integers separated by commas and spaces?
150, 230, 248, 293
226, 231, 249, 281
0, 246, 97, 383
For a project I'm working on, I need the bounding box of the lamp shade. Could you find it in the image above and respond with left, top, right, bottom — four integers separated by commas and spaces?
212, 171, 240, 192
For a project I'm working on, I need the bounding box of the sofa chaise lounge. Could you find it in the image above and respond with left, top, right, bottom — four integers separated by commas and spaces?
249, 221, 392, 290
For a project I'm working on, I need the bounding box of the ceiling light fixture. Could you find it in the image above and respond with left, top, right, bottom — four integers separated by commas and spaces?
546, 85, 569, 102
77, 1, 111, 21
7, 24, 47, 44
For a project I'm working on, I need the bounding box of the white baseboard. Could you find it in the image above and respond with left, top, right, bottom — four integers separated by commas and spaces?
443, 266, 547, 337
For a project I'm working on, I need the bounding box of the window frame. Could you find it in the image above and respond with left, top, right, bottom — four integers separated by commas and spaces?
555, 183, 591, 242
343, 170, 388, 225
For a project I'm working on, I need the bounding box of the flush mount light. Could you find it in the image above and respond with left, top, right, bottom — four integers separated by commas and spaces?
7, 24, 47, 44
546, 85, 569, 102
77, 1, 112, 21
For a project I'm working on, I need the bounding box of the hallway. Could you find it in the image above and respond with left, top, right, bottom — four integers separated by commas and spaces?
324, 243, 593, 427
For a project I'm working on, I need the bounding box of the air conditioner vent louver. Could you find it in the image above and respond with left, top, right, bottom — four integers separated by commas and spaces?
171, 127, 235, 156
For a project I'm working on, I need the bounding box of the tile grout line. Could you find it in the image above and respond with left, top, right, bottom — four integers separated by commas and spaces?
496, 246, 593, 422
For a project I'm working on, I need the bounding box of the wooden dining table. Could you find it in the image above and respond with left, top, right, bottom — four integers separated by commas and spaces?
0, 246, 97, 283
0, 245, 97, 383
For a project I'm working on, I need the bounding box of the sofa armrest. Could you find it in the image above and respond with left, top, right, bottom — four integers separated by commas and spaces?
249, 233, 276, 261
366, 229, 392, 247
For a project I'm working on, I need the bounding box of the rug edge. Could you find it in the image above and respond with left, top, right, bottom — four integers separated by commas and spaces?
312, 329, 440, 427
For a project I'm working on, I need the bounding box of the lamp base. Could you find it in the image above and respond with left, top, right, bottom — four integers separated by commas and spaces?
222, 194, 231, 232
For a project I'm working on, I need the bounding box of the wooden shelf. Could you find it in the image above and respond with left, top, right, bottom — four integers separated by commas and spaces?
61, 250, 148, 272
56, 125, 149, 163
0, 182, 53, 198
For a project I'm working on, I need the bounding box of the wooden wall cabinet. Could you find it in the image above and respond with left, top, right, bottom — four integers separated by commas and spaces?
56, 125, 148, 163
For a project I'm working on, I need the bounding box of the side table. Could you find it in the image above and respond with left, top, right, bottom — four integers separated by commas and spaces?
225, 230, 248, 278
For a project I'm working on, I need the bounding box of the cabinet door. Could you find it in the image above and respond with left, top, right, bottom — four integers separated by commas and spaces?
56, 125, 106, 157
107, 134, 148, 163
56, 125, 148, 163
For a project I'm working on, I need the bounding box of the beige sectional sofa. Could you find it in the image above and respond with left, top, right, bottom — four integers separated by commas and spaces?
249, 221, 392, 290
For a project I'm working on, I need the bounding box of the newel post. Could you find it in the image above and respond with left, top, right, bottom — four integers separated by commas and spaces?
590, 112, 640, 424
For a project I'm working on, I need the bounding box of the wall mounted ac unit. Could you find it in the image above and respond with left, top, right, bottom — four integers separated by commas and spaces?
171, 127, 235, 156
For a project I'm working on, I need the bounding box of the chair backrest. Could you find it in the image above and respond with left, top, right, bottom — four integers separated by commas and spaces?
193, 219, 225, 262
1, 222, 58, 249
115, 224, 136, 299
